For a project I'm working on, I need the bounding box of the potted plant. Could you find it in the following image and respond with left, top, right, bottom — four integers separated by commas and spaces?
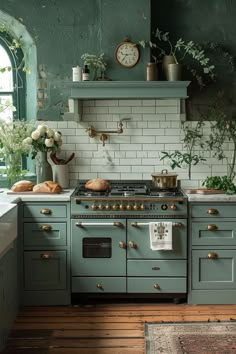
160, 120, 206, 180
140, 27, 215, 85
81, 53, 107, 81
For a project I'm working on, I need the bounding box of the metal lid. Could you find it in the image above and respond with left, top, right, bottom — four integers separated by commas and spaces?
151, 169, 178, 177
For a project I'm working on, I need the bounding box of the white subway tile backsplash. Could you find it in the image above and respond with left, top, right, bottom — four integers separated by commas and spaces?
47, 98, 231, 186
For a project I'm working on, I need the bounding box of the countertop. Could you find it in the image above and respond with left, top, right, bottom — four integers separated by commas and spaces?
0, 189, 75, 203
184, 191, 236, 202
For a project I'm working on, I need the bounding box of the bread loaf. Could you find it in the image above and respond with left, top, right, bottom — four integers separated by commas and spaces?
33, 181, 62, 193
11, 180, 34, 192
85, 178, 110, 191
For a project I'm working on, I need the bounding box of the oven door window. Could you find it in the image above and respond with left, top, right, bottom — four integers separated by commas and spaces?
82, 237, 112, 258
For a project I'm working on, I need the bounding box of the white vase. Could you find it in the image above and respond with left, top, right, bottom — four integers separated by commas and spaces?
52, 164, 69, 188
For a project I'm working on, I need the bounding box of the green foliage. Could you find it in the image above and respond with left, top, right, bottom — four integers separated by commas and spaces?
202, 175, 236, 194
203, 95, 236, 181
81, 53, 107, 80
160, 121, 206, 179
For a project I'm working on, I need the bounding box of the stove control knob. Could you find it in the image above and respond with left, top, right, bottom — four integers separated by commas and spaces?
91, 204, 98, 210
170, 204, 177, 211
140, 204, 145, 211
112, 204, 119, 211
98, 204, 105, 210
133, 203, 139, 211
119, 204, 125, 210
161, 204, 168, 211
105, 204, 111, 210
126, 204, 132, 210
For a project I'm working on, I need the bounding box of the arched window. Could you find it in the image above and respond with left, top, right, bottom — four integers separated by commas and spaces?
0, 32, 26, 122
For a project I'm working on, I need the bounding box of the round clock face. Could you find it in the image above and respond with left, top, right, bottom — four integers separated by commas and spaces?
115, 41, 140, 68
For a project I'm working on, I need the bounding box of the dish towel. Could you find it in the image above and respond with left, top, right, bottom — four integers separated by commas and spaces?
149, 222, 173, 250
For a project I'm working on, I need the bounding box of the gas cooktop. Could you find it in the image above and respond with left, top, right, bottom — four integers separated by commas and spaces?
74, 180, 185, 198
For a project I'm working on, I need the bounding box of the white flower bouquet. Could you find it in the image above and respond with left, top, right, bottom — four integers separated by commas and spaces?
23, 124, 63, 159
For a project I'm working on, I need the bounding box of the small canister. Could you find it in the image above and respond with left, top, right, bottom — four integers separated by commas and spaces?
146, 62, 157, 81
72, 66, 82, 81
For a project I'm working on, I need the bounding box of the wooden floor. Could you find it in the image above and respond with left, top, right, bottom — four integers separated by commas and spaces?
3, 301, 236, 354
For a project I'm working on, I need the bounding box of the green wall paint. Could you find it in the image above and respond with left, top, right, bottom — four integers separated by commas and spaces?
0, 0, 150, 120
151, 0, 236, 118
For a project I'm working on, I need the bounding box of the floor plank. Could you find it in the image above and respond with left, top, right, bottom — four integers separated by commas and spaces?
4, 303, 236, 354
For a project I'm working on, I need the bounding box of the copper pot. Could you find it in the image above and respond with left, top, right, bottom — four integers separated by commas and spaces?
151, 169, 178, 189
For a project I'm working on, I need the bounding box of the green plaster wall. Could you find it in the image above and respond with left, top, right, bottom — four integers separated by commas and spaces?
151, 0, 236, 118
0, 0, 150, 120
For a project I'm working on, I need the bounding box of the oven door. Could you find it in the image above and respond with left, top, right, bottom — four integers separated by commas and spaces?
127, 218, 187, 259
71, 219, 126, 276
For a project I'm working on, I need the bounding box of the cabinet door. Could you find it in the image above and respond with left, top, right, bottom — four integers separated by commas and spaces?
127, 219, 187, 259
24, 251, 67, 290
192, 250, 236, 289
23, 223, 67, 247
192, 221, 236, 246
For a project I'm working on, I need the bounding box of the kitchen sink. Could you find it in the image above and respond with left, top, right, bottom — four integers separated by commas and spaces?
0, 203, 18, 258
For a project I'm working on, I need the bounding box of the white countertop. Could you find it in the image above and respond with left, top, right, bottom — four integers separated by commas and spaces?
184, 191, 236, 202
0, 189, 75, 203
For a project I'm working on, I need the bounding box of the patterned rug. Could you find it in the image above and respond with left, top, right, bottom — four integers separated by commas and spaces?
145, 322, 236, 354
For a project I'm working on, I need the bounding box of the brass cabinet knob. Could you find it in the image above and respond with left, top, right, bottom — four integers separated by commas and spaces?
96, 283, 103, 289
119, 241, 126, 249
40, 253, 52, 259
133, 204, 139, 211
105, 204, 111, 210
98, 204, 104, 210
126, 204, 132, 210
207, 252, 218, 259
154, 284, 160, 289
207, 224, 218, 231
40, 208, 52, 215
140, 204, 145, 211
207, 208, 218, 215
40, 224, 52, 231
170, 204, 177, 210
129, 241, 137, 249
91, 204, 98, 210
112, 204, 119, 211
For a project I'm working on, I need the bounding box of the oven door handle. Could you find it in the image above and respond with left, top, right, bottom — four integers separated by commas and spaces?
75, 222, 124, 227
131, 222, 183, 227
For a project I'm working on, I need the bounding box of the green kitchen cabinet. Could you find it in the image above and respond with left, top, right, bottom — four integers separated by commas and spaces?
19, 202, 71, 306
188, 202, 236, 304
0, 241, 18, 352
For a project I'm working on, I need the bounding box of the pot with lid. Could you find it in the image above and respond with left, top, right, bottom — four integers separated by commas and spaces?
151, 169, 178, 189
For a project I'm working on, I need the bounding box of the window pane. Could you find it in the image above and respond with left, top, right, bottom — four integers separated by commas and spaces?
0, 44, 13, 92
0, 95, 14, 122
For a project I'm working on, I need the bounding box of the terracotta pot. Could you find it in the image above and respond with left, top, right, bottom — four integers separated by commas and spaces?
151, 169, 178, 189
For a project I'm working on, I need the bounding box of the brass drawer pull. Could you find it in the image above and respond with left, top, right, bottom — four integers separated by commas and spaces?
207, 224, 218, 231
129, 241, 137, 249
207, 252, 218, 259
154, 284, 160, 290
96, 283, 103, 289
119, 241, 126, 249
207, 208, 218, 215
40, 208, 52, 215
40, 253, 52, 259
40, 224, 52, 231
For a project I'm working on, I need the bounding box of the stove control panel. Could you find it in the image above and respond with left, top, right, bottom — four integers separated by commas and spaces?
72, 199, 187, 216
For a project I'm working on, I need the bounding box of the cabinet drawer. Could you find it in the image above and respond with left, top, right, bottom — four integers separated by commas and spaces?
23, 204, 67, 218
191, 204, 235, 218
192, 222, 236, 246
72, 277, 126, 293
127, 277, 186, 293
192, 250, 236, 290
24, 251, 67, 290
23, 223, 67, 247
127, 260, 186, 277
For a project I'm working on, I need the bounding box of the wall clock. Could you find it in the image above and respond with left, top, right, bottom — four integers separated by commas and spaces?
114, 40, 140, 68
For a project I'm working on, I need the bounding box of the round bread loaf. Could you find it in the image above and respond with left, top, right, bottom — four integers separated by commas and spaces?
85, 178, 110, 191
11, 180, 34, 192
33, 181, 62, 193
